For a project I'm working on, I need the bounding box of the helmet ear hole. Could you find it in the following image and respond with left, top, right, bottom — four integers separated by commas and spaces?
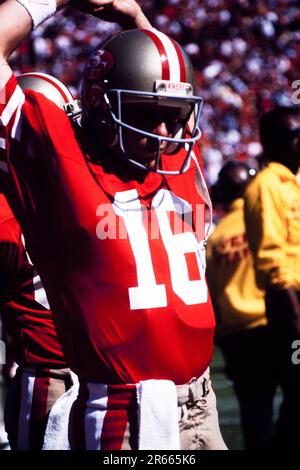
83, 108, 117, 148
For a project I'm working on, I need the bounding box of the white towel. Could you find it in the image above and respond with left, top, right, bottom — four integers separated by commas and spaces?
137, 379, 180, 450
42, 372, 79, 450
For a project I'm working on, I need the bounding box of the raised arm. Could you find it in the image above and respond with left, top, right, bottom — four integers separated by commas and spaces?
0, 0, 68, 88
0, 0, 151, 90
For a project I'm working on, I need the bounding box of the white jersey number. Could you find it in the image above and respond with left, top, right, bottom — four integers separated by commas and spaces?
113, 189, 207, 310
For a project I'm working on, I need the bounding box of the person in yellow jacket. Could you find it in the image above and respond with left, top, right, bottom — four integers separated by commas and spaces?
244, 106, 300, 449
207, 161, 278, 449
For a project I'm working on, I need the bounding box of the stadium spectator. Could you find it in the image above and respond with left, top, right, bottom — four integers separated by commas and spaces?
206, 161, 278, 449
244, 106, 300, 449
0, 193, 72, 449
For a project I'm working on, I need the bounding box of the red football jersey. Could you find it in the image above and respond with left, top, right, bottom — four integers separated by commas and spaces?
0, 74, 215, 383
0, 193, 66, 367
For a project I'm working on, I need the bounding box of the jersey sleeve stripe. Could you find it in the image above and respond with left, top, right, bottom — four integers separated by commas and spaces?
0, 73, 17, 106
0, 84, 25, 127
0, 74, 19, 110
11, 101, 23, 140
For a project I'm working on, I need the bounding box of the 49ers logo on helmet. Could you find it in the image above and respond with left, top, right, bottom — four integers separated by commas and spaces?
84, 49, 115, 81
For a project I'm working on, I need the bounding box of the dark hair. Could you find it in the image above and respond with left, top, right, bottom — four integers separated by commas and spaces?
212, 160, 255, 205
259, 106, 300, 158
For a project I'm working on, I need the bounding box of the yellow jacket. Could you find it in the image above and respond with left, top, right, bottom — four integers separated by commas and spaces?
206, 198, 266, 337
244, 162, 300, 290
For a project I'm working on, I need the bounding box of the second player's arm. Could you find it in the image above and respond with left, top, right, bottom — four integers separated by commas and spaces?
0, 0, 70, 90
0, 0, 151, 91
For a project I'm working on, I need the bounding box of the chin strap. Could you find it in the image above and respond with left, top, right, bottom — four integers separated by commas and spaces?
190, 151, 213, 242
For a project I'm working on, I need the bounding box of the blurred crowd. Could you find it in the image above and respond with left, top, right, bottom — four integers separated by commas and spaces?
9, 0, 300, 184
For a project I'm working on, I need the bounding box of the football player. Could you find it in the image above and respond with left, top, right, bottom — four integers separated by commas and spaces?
244, 107, 300, 449
0, 0, 226, 449
206, 161, 277, 449
0, 193, 72, 449
0, 74, 77, 450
